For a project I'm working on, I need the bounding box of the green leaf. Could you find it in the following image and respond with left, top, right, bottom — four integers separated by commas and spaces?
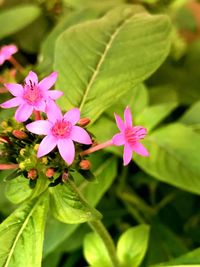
0, 5, 41, 39
117, 224, 150, 267
106, 83, 149, 119
135, 102, 178, 132
55, 5, 172, 122
84, 232, 112, 267
179, 101, 200, 126
43, 156, 117, 256
5, 176, 32, 204
39, 8, 110, 73
151, 247, 200, 266
49, 178, 102, 224
0, 192, 48, 267
81, 155, 117, 206
134, 123, 200, 194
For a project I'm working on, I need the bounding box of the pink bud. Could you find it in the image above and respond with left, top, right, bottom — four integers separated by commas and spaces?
28, 169, 38, 180
78, 117, 90, 127
12, 130, 27, 139
45, 168, 55, 178
79, 159, 91, 170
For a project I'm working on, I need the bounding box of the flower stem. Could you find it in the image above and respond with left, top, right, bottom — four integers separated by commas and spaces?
80, 140, 113, 157
88, 220, 120, 267
9, 56, 24, 73
33, 110, 42, 120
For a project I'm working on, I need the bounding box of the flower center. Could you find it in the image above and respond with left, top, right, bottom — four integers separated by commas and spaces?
23, 83, 42, 105
125, 126, 146, 145
51, 120, 72, 138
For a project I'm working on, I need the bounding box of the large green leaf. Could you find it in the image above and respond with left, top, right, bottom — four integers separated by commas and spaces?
117, 225, 150, 267
134, 123, 200, 194
0, 192, 48, 267
49, 178, 101, 224
39, 8, 110, 73
55, 5, 171, 122
0, 5, 41, 39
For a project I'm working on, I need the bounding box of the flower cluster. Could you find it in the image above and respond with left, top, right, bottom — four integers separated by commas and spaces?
0, 45, 149, 187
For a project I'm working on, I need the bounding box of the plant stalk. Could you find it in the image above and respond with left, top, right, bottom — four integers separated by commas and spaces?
88, 220, 120, 267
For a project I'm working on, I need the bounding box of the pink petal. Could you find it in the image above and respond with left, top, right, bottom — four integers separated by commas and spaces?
25, 71, 38, 86
112, 133, 125, 146
123, 143, 133, 166
64, 108, 80, 125
70, 126, 92, 144
34, 101, 46, 112
132, 142, 149, 157
26, 120, 52, 135
48, 90, 63, 100
4, 83, 23, 97
114, 113, 125, 132
37, 135, 57, 157
15, 104, 33, 122
1, 97, 22, 108
58, 139, 75, 165
38, 71, 58, 91
124, 106, 132, 127
46, 101, 63, 122
0, 55, 5, 65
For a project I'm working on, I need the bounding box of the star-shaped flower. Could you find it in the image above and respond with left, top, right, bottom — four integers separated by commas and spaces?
0, 71, 63, 122
0, 44, 18, 65
112, 106, 149, 165
26, 104, 92, 165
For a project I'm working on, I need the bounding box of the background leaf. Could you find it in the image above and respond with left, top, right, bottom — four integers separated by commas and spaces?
117, 224, 150, 267
55, 5, 171, 122
134, 123, 200, 194
0, 5, 41, 39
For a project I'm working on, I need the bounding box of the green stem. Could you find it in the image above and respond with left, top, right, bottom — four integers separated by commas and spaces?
88, 220, 120, 267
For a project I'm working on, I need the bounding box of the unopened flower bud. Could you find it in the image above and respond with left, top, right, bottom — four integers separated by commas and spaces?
19, 162, 26, 170
20, 148, 26, 156
1, 121, 8, 129
0, 136, 9, 143
45, 168, 55, 178
41, 157, 48, 165
28, 169, 38, 180
79, 159, 91, 170
78, 118, 90, 127
62, 172, 69, 182
34, 144, 39, 151
12, 130, 27, 139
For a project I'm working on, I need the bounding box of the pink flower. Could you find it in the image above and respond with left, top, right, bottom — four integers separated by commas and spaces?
26, 104, 92, 165
112, 106, 149, 166
0, 44, 18, 65
0, 71, 63, 122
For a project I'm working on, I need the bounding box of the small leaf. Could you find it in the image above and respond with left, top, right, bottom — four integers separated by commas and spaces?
117, 224, 150, 267
49, 178, 102, 224
0, 5, 41, 38
0, 192, 49, 267
179, 100, 200, 126
134, 123, 200, 194
55, 5, 171, 122
84, 232, 113, 267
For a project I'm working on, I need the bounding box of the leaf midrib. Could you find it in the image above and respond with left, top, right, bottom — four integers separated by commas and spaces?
3, 199, 40, 267
78, 13, 135, 111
